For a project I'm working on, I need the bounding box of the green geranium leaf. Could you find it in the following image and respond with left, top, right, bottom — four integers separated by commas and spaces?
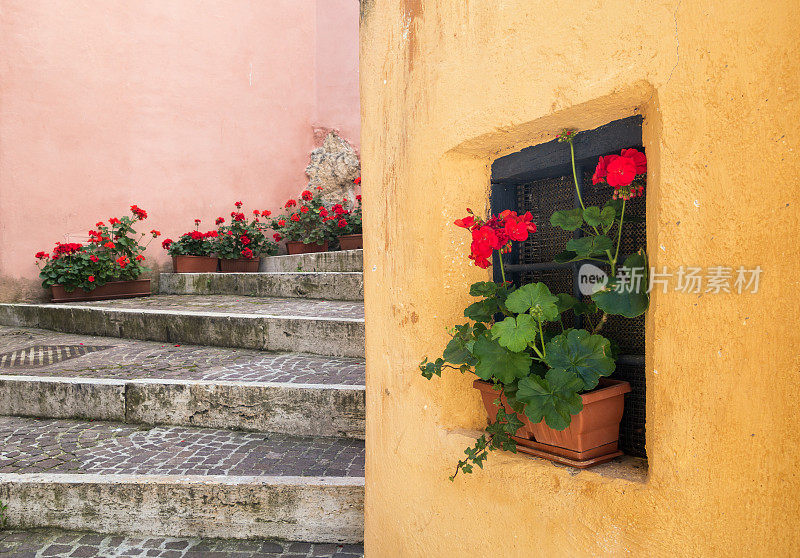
555, 293, 579, 313
472, 334, 532, 384
553, 250, 579, 263
464, 299, 498, 323
573, 300, 598, 316
550, 208, 584, 232
604, 199, 624, 217
469, 281, 499, 297
442, 336, 477, 366
491, 314, 538, 352
591, 252, 650, 318
516, 368, 584, 431
505, 282, 559, 322
584, 206, 615, 230
544, 328, 615, 391
565, 236, 613, 258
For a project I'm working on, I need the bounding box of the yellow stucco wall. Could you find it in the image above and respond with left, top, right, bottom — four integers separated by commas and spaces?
360, 1, 800, 556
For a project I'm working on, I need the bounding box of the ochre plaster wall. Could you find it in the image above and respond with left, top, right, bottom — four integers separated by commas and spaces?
360, 1, 800, 556
0, 0, 359, 299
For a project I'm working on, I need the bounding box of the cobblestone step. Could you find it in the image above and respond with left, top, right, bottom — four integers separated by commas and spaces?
260, 249, 362, 273
159, 272, 363, 301
0, 416, 365, 543
0, 529, 364, 558
0, 326, 365, 438
0, 295, 364, 358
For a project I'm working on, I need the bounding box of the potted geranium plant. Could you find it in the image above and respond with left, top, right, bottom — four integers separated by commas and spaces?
331, 193, 363, 250
420, 130, 649, 479
162, 219, 219, 273
35, 205, 159, 302
214, 202, 277, 272
270, 188, 336, 254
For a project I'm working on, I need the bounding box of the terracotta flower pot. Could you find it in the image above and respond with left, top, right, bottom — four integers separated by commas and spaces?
172, 255, 218, 273
286, 241, 329, 255
337, 234, 363, 250
473, 378, 631, 468
219, 258, 261, 272
50, 279, 151, 303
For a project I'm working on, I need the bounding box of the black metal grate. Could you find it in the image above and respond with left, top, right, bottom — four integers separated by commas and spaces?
0, 345, 112, 369
509, 159, 647, 458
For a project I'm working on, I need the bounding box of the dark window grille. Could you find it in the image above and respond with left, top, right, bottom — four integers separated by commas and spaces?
490, 115, 647, 458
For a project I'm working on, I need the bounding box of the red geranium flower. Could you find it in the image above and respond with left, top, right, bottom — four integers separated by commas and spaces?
116, 256, 129, 268
356, 195, 362, 202
285, 199, 297, 208
337, 219, 348, 228
241, 247, 254, 259
253, 210, 260, 216
277, 219, 286, 227
135, 254, 144, 261
454, 216, 475, 229
319, 208, 329, 218
162, 239, 173, 249
130, 205, 147, 220
104, 242, 115, 249
204, 230, 218, 238
235, 201, 243, 208
35, 251, 49, 260
215, 217, 225, 225
89, 255, 99, 263
241, 235, 251, 245
621, 148, 647, 175
88, 276, 95, 282
150, 230, 161, 237
273, 233, 282, 242
605, 155, 637, 188
95, 222, 105, 228
332, 204, 345, 216
301, 190, 313, 201
262, 210, 271, 217
353, 177, 361, 185
194, 219, 201, 226
109, 218, 121, 225
300, 205, 309, 214
592, 155, 611, 185
290, 214, 300, 222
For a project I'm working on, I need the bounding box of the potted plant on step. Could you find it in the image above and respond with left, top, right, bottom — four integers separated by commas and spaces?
270, 188, 336, 254
331, 191, 363, 250
420, 130, 649, 478
214, 202, 277, 272
162, 219, 219, 272
35, 205, 159, 302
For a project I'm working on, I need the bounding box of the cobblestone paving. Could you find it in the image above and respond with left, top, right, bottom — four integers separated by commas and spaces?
0, 327, 364, 385
0, 417, 364, 477
48, 295, 365, 321
0, 529, 364, 557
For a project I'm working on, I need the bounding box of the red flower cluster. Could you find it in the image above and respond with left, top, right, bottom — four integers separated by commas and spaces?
150, 229, 161, 237
353, 176, 361, 185
231, 212, 245, 222
262, 210, 271, 217
337, 219, 348, 228
52, 242, 83, 258
301, 190, 313, 201
35, 251, 49, 260
241, 247, 254, 259
130, 205, 148, 220
109, 218, 121, 225
116, 255, 129, 268
194, 219, 201, 226
592, 148, 647, 200
454, 209, 537, 269
285, 199, 297, 208
300, 206, 310, 214
273, 233, 282, 242
162, 238, 173, 249
215, 217, 225, 225
290, 214, 300, 222
235, 201, 243, 208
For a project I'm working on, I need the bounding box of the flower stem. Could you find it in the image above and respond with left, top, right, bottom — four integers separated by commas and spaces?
612, 200, 626, 275
498, 251, 507, 285
569, 141, 586, 211
538, 320, 546, 358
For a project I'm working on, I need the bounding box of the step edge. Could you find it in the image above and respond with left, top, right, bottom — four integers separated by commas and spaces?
0, 473, 365, 486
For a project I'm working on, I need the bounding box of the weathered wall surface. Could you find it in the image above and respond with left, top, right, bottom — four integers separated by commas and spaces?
361, 1, 800, 556
0, 0, 359, 299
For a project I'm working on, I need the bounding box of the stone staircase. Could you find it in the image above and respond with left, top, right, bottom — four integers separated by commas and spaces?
0, 249, 365, 547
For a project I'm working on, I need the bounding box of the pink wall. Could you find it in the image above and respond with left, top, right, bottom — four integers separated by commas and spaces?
0, 0, 359, 297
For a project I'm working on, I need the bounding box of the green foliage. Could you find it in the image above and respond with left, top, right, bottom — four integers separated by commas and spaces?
544, 329, 615, 391
565, 235, 613, 258
472, 334, 532, 383
166, 230, 217, 257
491, 314, 537, 352
215, 204, 277, 260
517, 368, 584, 430
591, 252, 650, 317
270, 188, 339, 244
505, 282, 559, 322
550, 208, 584, 231
583, 206, 616, 231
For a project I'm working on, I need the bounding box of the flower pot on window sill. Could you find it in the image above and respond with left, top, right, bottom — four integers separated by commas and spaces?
172, 255, 218, 273
473, 378, 630, 468
286, 241, 329, 255
337, 234, 363, 250
50, 279, 151, 303
219, 258, 261, 272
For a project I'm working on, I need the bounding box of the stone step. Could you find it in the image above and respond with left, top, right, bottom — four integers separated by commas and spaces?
0, 416, 365, 543
260, 249, 363, 273
0, 529, 365, 557
0, 295, 364, 358
159, 271, 363, 301
0, 326, 365, 438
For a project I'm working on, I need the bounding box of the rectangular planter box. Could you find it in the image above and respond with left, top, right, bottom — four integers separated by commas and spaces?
337, 234, 363, 250
50, 279, 151, 303
286, 241, 329, 255
172, 255, 219, 273
474, 378, 630, 468
219, 258, 261, 272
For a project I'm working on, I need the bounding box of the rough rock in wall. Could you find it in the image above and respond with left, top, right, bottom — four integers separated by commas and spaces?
305, 131, 361, 206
